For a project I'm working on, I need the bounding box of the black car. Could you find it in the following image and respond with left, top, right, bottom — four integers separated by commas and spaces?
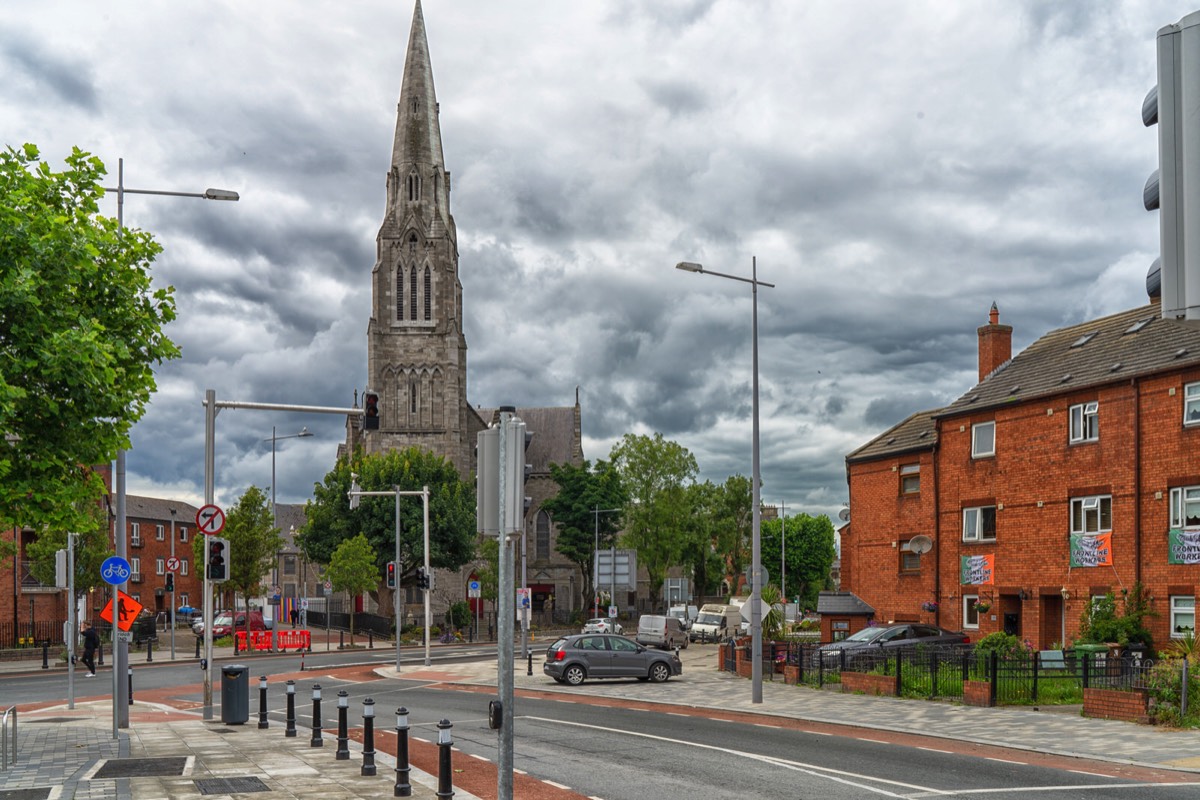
543, 633, 682, 685
131, 610, 159, 646
818, 623, 969, 667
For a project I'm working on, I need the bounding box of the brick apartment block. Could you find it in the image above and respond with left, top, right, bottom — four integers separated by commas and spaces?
843, 300, 1200, 650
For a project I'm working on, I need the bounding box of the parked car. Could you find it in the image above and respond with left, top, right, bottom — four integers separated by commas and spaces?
197, 610, 268, 639
818, 623, 970, 666
636, 614, 689, 650
131, 610, 158, 646
581, 618, 623, 635
543, 633, 682, 685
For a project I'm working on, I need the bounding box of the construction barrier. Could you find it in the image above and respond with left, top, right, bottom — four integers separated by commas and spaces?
275, 629, 311, 652
235, 630, 275, 652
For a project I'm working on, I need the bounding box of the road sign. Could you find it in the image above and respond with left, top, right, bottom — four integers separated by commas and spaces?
165, 557, 180, 573
196, 504, 226, 535
115, 630, 132, 643
100, 556, 131, 586
468, 580, 481, 598
100, 590, 144, 631
323, 580, 332, 597
608, 605, 618, 618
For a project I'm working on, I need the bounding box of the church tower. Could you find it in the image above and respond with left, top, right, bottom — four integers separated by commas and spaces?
360, 0, 478, 475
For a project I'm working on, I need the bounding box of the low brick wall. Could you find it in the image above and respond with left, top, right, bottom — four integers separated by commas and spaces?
840, 672, 895, 696
735, 647, 752, 678
783, 664, 799, 684
963, 680, 994, 707
1084, 687, 1150, 724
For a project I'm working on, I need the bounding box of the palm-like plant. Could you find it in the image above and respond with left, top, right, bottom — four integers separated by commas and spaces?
759, 583, 786, 641
1164, 631, 1198, 660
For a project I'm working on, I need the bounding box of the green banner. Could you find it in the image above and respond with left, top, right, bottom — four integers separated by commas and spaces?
959, 554, 994, 585
1168, 528, 1200, 565
1069, 532, 1112, 567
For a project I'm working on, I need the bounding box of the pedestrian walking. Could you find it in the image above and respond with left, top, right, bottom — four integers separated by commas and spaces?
80, 620, 100, 676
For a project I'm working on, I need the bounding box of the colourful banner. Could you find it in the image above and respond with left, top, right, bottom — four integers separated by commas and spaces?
1069, 532, 1113, 567
960, 554, 994, 585
1168, 528, 1200, 565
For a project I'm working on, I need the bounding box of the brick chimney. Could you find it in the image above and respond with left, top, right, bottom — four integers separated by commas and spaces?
977, 302, 1012, 382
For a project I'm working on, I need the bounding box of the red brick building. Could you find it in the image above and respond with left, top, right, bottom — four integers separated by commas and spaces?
843, 300, 1200, 650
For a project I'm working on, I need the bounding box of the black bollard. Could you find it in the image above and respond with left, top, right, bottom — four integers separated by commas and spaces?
42, 640, 49, 669
147, 637, 153, 663
394, 706, 411, 797
436, 718, 454, 799
527, 652, 532, 676
258, 676, 269, 729
128, 667, 133, 705
285, 680, 297, 737
310, 684, 323, 747
361, 698, 377, 776
98, 642, 104, 666
339, 630, 345, 650
336, 690, 349, 760
195, 637, 201, 658
369, 630, 374, 649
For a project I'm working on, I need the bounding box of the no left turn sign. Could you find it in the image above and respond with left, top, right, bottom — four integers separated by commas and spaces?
196, 504, 226, 535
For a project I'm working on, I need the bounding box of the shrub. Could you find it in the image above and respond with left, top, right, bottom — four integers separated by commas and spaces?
1075, 583, 1154, 651
973, 632, 1029, 661
448, 601, 471, 630
1144, 658, 1200, 727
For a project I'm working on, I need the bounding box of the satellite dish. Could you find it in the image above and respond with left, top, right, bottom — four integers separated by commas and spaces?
906, 535, 933, 554
837, 507, 850, 522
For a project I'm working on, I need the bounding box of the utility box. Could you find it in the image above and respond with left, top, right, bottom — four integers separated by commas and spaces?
220, 664, 250, 724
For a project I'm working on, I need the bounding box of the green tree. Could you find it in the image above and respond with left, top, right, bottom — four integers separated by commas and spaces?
714, 474, 753, 591
760, 512, 836, 610
0, 144, 180, 532
193, 486, 284, 626
26, 499, 113, 601
541, 459, 626, 609
679, 480, 724, 599
326, 533, 377, 644
299, 447, 476, 616
610, 433, 698, 611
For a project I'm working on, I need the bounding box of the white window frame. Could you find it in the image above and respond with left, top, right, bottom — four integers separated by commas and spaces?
963, 594, 980, 629
179, 593, 189, 608
971, 421, 995, 458
155, 524, 165, 541
1069, 401, 1099, 443
130, 557, 141, 576
181, 560, 189, 576
1186, 382, 1200, 426
130, 522, 141, 545
962, 506, 997, 542
155, 558, 165, 575
1170, 596, 1195, 638
900, 463, 920, 494
1170, 486, 1200, 529
179, 526, 189, 543
1070, 495, 1112, 534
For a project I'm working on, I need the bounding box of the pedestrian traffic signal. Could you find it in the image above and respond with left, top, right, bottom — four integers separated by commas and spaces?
207, 537, 229, 583
363, 390, 380, 430
386, 561, 397, 589
416, 566, 430, 590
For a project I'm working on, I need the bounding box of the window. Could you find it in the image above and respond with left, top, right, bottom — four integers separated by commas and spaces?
1170, 596, 1195, 638
963, 595, 980, 629
180, 526, 188, 543
1186, 382, 1200, 425
155, 558, 165, 575
130, 522, 141, 544
900, 463, 920, 494
536, 511, 550, 560
181, 560, 189, 576
409, 269, 417, 319
407, 173, 421, 202
1070, 495, 1112, 534
131, 557, 141, 575
423, 267, 432, 321
156, 524, 165, 541
1170, 486, 1200, 529
900, 540, 921, 572
963, 506, 997, 542
1069, 401, 1099, 443
179, 593, 189, 608
396, 267, 404, 320
972, 421, 995, 458
283, 555, 297, 576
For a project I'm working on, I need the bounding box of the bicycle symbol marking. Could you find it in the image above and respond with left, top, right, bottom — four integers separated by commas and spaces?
101, 556, 131, 585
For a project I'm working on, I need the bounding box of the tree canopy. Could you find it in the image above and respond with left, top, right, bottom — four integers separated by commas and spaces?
193, 486, 283, 607
299, 447, 476, 585
541, 459, 626, 609
0, 144, 180, 531
760, 512, 836, 610
26, 499, 113, 599
327, 533, 378, 641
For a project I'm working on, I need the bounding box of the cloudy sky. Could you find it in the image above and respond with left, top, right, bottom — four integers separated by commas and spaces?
2, 1, 1184, 520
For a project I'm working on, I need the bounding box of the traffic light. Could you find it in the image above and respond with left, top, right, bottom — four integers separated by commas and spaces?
207, 537, 229, 583
476, 425, 499, 535
416, 566, 431, 590
363, 390, 380, 430
165, 572, 175, 593
503, 415, 532, 533
386, 561, 397, 589
1145, 12, 1200, 325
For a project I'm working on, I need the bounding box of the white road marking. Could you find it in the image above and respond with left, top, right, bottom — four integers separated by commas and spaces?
470, 753, 491, 762
984, 757, 1025, 765
544, 779, 572, 790
923, 783, 1200, 795
1067, 769, 1107, 777
917, 746, 953, 754
858, 738, 890, 744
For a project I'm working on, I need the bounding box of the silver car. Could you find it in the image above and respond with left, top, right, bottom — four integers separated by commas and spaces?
543, 633, 682, 685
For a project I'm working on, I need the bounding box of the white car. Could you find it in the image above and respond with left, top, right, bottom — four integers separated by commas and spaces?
581, 618, 623, 635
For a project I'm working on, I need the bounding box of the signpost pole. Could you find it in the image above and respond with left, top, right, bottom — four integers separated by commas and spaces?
112, 586, 120, 738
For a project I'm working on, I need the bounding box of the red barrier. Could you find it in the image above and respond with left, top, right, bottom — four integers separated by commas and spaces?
276, 629, 311, 651
235, 630, 275, 651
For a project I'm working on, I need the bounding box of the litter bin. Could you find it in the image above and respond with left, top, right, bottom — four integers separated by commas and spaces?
1074, 643, 1108, 682
221, 664, 250, 724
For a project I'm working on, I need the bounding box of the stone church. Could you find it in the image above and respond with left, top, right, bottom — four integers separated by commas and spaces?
340, 0, 585, 620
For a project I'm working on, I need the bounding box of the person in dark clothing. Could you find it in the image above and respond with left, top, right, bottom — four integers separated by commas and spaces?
80, 621, 100, 676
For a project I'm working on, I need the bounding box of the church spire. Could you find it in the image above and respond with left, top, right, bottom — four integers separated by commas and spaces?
390, 0, 450, 228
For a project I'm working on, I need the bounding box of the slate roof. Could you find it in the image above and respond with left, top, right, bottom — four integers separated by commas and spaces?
938, 302, 1200, 419
273, 503, 308, 554
845, 409, 939, 464
125, 495, 200, 523
475, 406, 580, 473
817, 591, 875, 616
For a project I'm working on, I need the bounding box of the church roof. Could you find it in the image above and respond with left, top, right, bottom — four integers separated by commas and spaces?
476, 406, 581, 473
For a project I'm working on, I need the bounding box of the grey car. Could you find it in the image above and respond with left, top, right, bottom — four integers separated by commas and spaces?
818, 623, 969, 667
543, 634, 683, 686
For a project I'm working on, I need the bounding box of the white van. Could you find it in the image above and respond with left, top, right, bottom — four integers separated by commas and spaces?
667, 604, 698, 627
689, 604, 742, 642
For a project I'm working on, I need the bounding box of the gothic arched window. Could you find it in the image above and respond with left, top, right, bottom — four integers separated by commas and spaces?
396, 266, 404, 320
410, 378, 418, 416
407, 174, 420, 202
424, 267, 432, 321
536, 511, 550, 560
409, 268, 418, 319
408, 233, 418, 252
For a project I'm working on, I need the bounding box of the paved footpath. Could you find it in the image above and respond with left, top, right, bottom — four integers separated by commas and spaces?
3, 641, 1199, 799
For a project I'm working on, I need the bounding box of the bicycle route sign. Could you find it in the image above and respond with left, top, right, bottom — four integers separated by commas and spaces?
100, 556, 131, 586
196, 504, 226, 535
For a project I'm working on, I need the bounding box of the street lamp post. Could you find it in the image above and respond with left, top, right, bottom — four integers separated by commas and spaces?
779, 500, 786, 602
592, 508, 620, 619
676, 258, 774, 704
169, 509, 177, 660
265, 426, 313, 602
107, 159, 238, 726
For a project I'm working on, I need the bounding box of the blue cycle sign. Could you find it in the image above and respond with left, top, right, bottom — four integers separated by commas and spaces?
101, 556, 131, 585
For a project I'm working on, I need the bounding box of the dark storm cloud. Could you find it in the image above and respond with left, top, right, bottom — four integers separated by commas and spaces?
0, 35, 97, 110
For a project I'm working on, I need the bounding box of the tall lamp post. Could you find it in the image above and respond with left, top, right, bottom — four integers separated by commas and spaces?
265, 426, 313, 601
107, 159, 238, 726
592, 507, 621, 619
676, 258, 774, 704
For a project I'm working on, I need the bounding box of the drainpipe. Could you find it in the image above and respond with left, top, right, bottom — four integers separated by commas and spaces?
1132, 377, 1141, 586
932, 423, 942, 627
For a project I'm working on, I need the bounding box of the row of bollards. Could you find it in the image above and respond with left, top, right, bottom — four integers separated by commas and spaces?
262, 678, 450, 797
